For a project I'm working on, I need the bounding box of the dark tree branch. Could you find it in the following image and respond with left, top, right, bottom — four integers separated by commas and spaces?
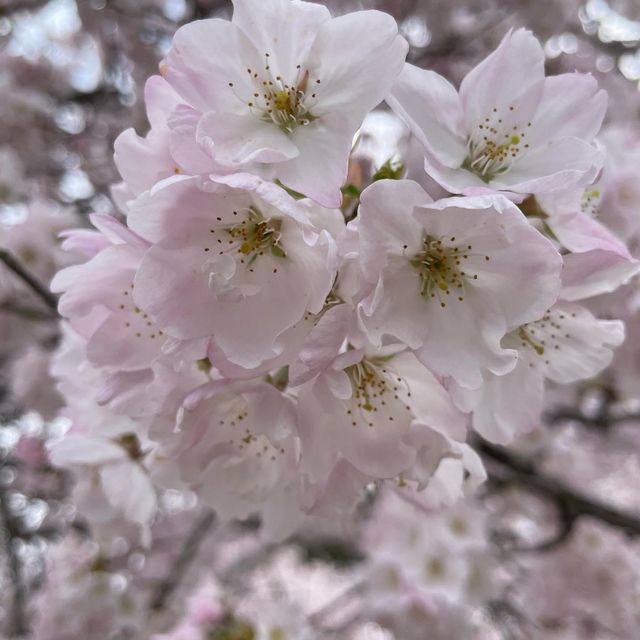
546, 407, 640, 429
149, 509, 216, 611
478, 438, 640, 540
0, 0, 47, 15
0, 482, 28, 637
0, 299, 57, 322
0, 249, 58, 312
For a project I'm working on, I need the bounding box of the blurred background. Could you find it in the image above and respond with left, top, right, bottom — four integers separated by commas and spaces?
3, 1, 640, 638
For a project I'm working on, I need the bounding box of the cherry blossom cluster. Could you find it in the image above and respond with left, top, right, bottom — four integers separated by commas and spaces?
47, 0, 639, 540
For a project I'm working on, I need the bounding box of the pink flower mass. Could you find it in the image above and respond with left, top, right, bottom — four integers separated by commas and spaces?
4, 0, 640, 637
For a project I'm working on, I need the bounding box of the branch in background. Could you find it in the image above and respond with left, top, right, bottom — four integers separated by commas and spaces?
0, 299, 57, 322
0, 249, 58, 312
478, 439, 640, 546
0, 0, 48, 15
0, 480, 28, 638
546, 407, 640, 429
149, 509, 216, 611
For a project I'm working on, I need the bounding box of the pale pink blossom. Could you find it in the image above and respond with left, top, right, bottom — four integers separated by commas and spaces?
128, 174, 340, 369
451, 301, 624, 444
112, 75, 225, 211
48, 431, 157, 529
354, 179, 562, 388
388, 29, 606, 197
152, 378, 302, 538
535, 188, 640, 300
161, 0, 408, 207
52, 215, 207, 413
292, 304, 464, 481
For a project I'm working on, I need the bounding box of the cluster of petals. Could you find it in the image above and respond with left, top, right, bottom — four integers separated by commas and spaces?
47, 0, 638, 537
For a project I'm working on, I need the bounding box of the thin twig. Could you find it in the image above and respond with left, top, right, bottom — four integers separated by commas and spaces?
0, 249, 58, 311
546, 407, 640, 428
149, 509, 216, 611
0, 299, 57, 321
478, 439, 640, 539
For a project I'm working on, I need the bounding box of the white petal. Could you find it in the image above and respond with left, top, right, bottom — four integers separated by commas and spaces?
48, 435, 125, 466
387, 63, 467, 168
100, 460, 157, 525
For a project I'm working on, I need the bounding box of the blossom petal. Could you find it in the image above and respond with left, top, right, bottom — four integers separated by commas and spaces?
387, 63, 467, 168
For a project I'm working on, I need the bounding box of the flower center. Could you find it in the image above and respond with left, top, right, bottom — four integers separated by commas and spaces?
226, 207, 287, 264
343, 358, 411, 428
216, 396, 288, 463
228, 53, 320, 134
204, 206, 287, 270
517, 326, 545, 355
410, 235, 481, 308
511, 307, 580, 369
581, 187, 601, 217
463, 106, 532, 182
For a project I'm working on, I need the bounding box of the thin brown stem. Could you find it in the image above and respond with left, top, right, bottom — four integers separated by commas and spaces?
0, 249, 58, 312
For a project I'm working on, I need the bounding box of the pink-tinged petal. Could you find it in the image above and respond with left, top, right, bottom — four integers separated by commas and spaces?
519, 302, 624, 383
48, 435, 126, 466
168, 105, 222, 175
308, 10, 408, 119
460, 29, 544, 132
209, 172, 310, 225
197, 110, 299, 165
289, 303, 354, 385
145, 74, 183, 129
414, 290, 517, 388
549, 209, 631, 257
324, 369, 352, 400
543, 208, 640, 299
133, 243, 221, 338
561, 251, 640, 301
598, 168, 640, 241
356, 186, 561, 388
492, 137, 604, 194
161, 19, 257, 114
276, 113, 353, 208
360, 262, 430, 350
86, 311, 164, 372
387, 63, 466, 168
100, 460, 157, 525
208, 231, 332, 367
88, 214, 149, 250
208, 314, 314, 380
401, 424, 454, 489
231, 0, 330, 81
52, 244, 141, 319
357, 179, 431, 277
127, 175, 243, 245
338, 422, 416, 482
392, 352, 468, 441
527, 73, 607, 147
111, 181, 134, 213
297, 378, 416, 479
419, 195, 563, 327
304, 458, 369, 521
134, 183, 334, 368
455, 360, 544, 445
113, 128, 176, 196
423, 152, 489, 194
113, 76, 184, 194
96, 369, 154, 414
58, 228, 109, 258
405, 442, 486, 507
